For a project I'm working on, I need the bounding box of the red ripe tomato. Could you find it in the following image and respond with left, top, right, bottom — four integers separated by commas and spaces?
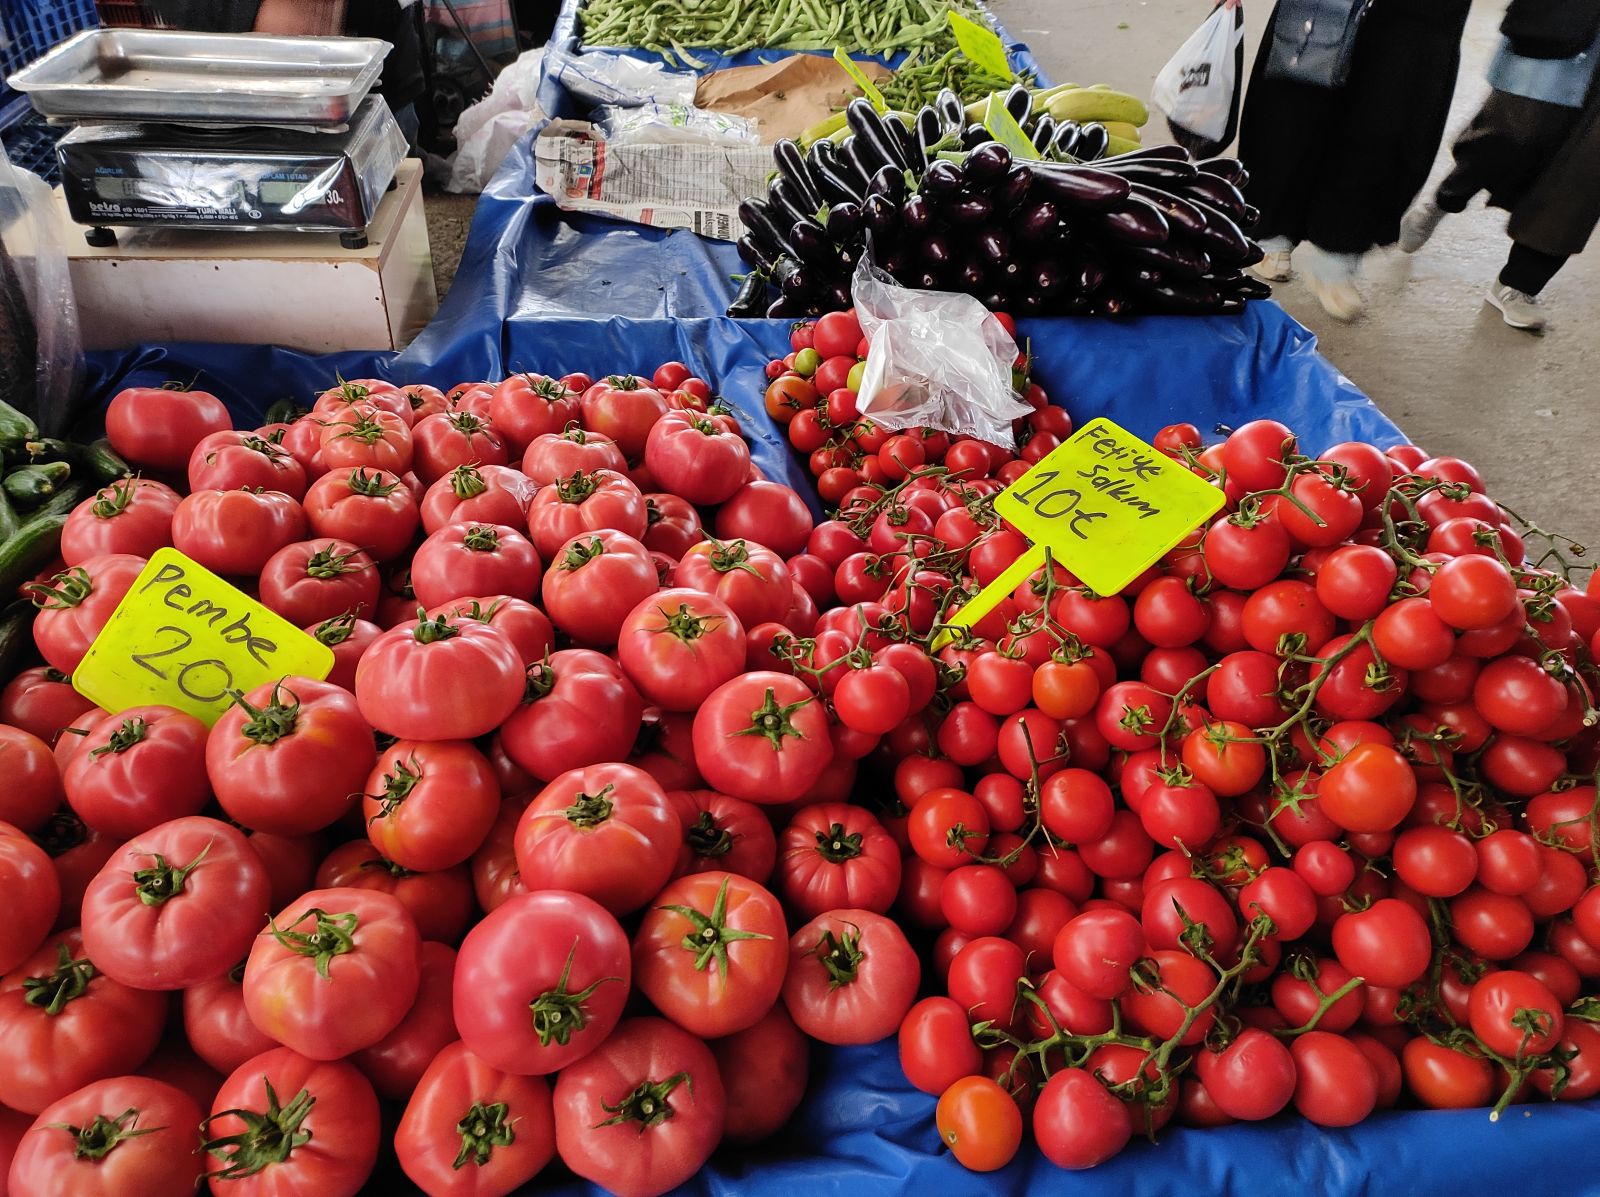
0, 928, 167, 1113
581, 376, 669, 459
1181, 722, 1266, 797
242, 887, 422, 1060
1222, 419, 1296, 491
1318, 743, 1416, 832
667, 789, 776, 883
521, 426, 627, 485
1193, 1027, 1296, 1121
941, 865, 1019, 936
1242, 579, 1335, 657
781, 908, 919, 1046
315, 840, 472, 944
531, 533, 650, 649
641, 492, 704, 559
61, 477, 181, 566
202, 1048, 379, 1197
1315, 544, 1398, 620
0, 722, 64, 829
206, 676, 373, 835
1450, 888, 1535, 960
1392, 824, 1477, 897
552, 1016, 724, 1197
1122, 950, 1218, 1044
424, 595, 553, 668
514, 763, 678, 916
454, 889, 630, 1075
634, 871, 787, 1038
525, 468, 647, 560
419, 463, 535, 534
1332, 898, 1431, 988
258, 538, 380, 625
28, 555, 144, 676
948, 936, 1027, 1031
676, 538, 793, 630
1051, 910, 1144, 1004
899, 996, 982, 1095
1093, 681, 1173, 752
1372, 596, 1455, 670
1473, 654, 1570, 739
64, 704, 209, 838
80, 815, 267, 990
1274, 470, 1363, 547
313, 378, 405, 423
1429, 554, 1518, 630
355, 612, 524, 741
908, 787, 990, 868
301, 467, 418, 562
0, 823, 57, 974
489, 372, 579, 454
189, 430, 307, 497
10, 1074, 204, 1196
1469, 969, 1563, 1058
811, 310, 863, 358
106, 384, 231, 472
613, 587, 743, 710
711, 1004, 810, 1144
363, 739, 499, 872
777, 802, 901, 918
1031, 657, 1102, 720
835, 663, 913, 736
1204, 515, 1292, 590
394, 1039, 554, 1194
408, 410, 507, 485
643, 410, 751, 506
692, 671, 831, 805
714, 481, 814, 560
500, 649, 643, 782
410, 522, 542, 610
170, 488, 306, 577
1033, 1069, 1132, 1170
1132, 576, 1210, 647
1402, 1038, 1495, 1109
1290, 1032, 1376, 1127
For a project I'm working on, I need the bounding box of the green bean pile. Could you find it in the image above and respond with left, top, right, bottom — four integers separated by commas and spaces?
877, 46, 1022, 112
578, 0, 991, 61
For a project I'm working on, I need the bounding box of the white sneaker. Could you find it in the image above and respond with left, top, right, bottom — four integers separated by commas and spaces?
1305, 273, 1365, 321
1486, 282, 1547, 331
1249, 249, 1293, 282
1399, 200, 1446, 253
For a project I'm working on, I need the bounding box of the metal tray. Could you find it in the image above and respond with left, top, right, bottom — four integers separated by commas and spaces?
7, 29, 390, 126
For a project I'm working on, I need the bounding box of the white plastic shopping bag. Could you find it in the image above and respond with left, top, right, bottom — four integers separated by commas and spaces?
1151, 3, 1245, 157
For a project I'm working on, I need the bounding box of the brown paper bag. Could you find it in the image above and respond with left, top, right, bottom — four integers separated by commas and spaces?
695, 56, 892, 143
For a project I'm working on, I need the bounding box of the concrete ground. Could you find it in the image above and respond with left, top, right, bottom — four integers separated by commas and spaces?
422, 0, 1598, 560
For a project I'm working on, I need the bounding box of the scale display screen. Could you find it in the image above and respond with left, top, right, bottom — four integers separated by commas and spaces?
258, 178, 321, 205
92, 174, 245, 207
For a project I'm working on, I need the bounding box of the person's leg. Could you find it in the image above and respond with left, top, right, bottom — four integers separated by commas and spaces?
1300, 244, 1365, 321
1486, 241, 1568, 331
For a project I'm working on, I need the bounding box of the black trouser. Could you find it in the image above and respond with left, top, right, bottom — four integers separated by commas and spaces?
1436, 88, 1580, 212
1499, 242, 1569, 295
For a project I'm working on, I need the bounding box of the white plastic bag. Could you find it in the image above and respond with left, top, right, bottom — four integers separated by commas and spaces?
593, 103, 758, 144
1150, 3, 1244, 157
446, 48, 548, 193
852, 261, 1029, 450
542, 46, 698, 109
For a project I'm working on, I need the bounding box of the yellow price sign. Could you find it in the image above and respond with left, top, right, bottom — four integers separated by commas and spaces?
73, 548, 334, 726
983, 93, 1040, 160
945, 418, 1225, 638
833, 47, 887, 113
949, 11, 1014, 80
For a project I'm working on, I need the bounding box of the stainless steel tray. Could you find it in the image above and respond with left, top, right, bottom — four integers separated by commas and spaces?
7, 30, 390, 126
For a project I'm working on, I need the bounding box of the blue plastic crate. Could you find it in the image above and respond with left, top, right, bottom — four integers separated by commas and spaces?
0, 92, 64, 181
0, 0, 99, 77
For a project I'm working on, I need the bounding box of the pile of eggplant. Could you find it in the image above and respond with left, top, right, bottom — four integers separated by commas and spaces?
730, 93, 1267, 319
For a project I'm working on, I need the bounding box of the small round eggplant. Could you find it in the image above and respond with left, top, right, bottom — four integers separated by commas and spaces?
955, 256, 988, 291
989, 165, 1033, 213
921, 159, 965, 198
902, 193, 934, 232
978, 228, 1017, 279
867, 164, 907, 204
915, 269, 944, 290
863, 193, 899, 240
1013, 198, 1060, 245
824, 281, 853, 310
948, 193, 995, 227
825, 201, 863, 242
1015, 291, 1047, 315
789, 220, 838, 267
920, 233, 954, 267
962, 141, 1013, 186
1031, 258, 1065, 294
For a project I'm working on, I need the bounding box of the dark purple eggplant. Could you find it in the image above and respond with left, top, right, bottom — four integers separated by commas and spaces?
837, 136, 874, 189
916, 106, 946, 157
936, 88, 966, 133
978, 290, 1009, 310
867, 164, 907, 204
774, 138, 822, 211
902, 193, 935, 232
1051, 120, 1081, 160
948, 193, 995, 226
1121, 241, 1212, 279
1098, 144, 1192, 164
891, 114, 926, 172
825, 201, 863, 241
1014, 198, 1060, 244
1004, 82, 1032, 126
1127, 182, 1208, 237
1025, 163, 1132, 209
737, 232, 777, 270
915, 269, 944, 289
962, 141, 1013, 187
1122, 265, 1165, 289
1180, 172, 1249, 220
769, 175, 816, 230
879, 247, 911, 277
1240, 203, 1260, 228
921, 159, 964, 198
1197, 157, 1249, 187
961, 125, 994, 150
1211, 271, 1272, 300
837, 242, 862, 271
1134, 279, 1226, 315
1075, 123, 1110, 161
824, 281, 853, 310
1076, 257, 1109, 295
1015, 291, 1047, 315
1236, 240, 1264, 268
738, 198, 798, 259
1092, 289, 1133, 318
1190, 205, 1252, 267
979, 228, 1019, 280
1098, 194, 1172, 246
1030, 258, 1065, 294
811, 140, 865, 204
789, 220, 838, 268
989, 166, 1033, 213
766, 295, 800, 317
1090, 157, 1199, 183
727, 272, 768, 317
773, 256, 807, 295
862, 193, 899, 240
955, 256, 988, 291
846, 98, 908, 171
1031, 114, 1057, 153
921, 233, 954, 267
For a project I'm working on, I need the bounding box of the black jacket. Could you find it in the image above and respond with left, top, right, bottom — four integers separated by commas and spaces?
1501, 0, 1600, 59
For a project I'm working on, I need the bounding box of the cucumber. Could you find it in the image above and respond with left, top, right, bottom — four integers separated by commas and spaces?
0, 487, 18, 541
0, 506, 74, 599
0, 601, 29, 682
2, 462, 71, 509
82, 439, 132, 485
0, 399, 38, 457
29, 480, 90, 521
22, 438, 75, 464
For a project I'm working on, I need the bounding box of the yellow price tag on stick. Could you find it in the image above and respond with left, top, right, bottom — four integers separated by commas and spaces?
944, 418, 1225, 638
949, 11, 1014, 80
73, 548, 334, 726
833, 47, 887, 113
984, 93, 1040, 160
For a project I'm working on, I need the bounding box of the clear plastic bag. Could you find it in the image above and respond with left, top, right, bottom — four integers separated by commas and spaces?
593, 103, 758, 144
0, 144, 82, 437
852, 260, 1028, 449
447, 48, 549, 193
542, 46, 698, 109
1151, 3, 1245, 157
